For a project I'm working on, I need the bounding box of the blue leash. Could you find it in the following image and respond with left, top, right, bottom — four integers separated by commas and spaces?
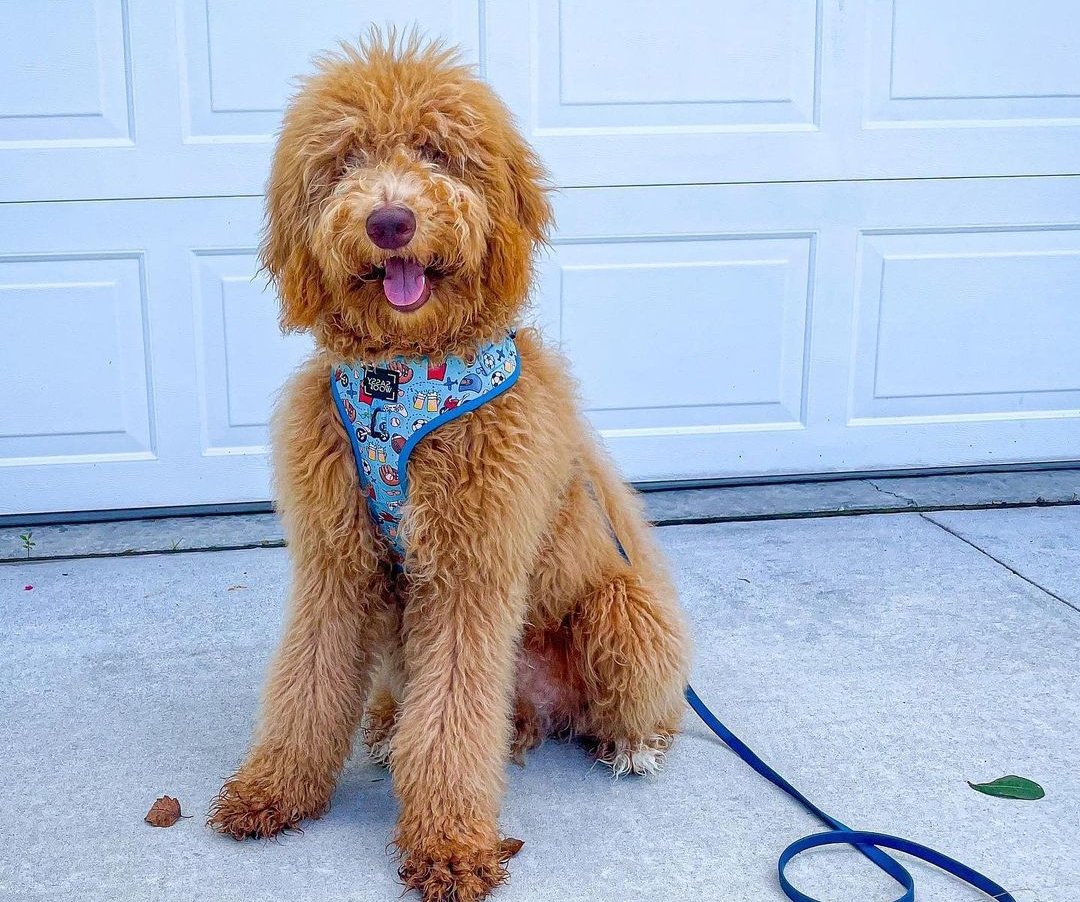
685, 685, 1017, 902
593, 492, 1015, 899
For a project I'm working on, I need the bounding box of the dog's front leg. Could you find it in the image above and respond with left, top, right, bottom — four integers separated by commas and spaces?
390, 461, 543, 900
393, 565, 526, 901
209, 359, 390, 839
208, 552, 389, 839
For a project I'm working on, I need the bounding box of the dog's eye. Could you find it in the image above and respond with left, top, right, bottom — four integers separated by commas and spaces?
418, 144, 450, 169
342, 149, 367, 171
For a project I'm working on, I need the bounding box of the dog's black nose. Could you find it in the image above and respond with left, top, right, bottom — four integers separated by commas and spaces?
366, 206, 416, 250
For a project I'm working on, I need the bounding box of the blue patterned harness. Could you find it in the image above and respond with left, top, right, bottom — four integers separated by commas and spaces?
329, 333, 520, 563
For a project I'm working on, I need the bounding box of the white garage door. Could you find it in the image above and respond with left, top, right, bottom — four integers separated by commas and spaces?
2, 1, 1080, 515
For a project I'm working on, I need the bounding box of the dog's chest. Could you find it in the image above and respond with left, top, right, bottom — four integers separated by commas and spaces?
329, 335, 520, 563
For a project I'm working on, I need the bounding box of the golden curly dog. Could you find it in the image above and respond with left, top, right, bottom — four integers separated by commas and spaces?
208, 32, 689, 902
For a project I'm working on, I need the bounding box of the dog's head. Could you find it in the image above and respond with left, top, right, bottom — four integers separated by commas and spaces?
262, 32, 552, 359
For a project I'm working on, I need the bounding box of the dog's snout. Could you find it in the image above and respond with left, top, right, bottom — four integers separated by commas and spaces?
366, 205, 416, 250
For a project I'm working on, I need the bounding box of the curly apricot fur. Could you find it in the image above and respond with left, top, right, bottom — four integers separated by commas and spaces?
210, 29, 690, 902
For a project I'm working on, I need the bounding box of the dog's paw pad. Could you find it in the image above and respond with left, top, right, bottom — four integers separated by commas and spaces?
596, 734, 671, 778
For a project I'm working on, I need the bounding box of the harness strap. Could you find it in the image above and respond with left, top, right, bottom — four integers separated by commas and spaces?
685, 685, 1017, 902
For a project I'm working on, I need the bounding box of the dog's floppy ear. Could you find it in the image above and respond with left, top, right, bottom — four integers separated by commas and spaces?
480, 124, 554, 308
259, 131, 332, 333
504, 132, 553, 245
264, 243, 328, 333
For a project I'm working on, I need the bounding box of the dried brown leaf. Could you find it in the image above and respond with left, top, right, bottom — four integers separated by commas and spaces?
499, 837, 525, 860
144, 795, 186, 827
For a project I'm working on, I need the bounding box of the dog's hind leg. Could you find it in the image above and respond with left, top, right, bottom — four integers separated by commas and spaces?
571, 570, 689, 777
542, 460, 690, 777
363, 683, 398, 768
363, 625, 406, 768
209, 359, 392, 839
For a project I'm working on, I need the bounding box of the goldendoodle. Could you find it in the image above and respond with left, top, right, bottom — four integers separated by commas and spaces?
209, 31, 690, 902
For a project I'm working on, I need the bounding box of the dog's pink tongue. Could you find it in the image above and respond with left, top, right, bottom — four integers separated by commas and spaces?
382, 257, 426, 307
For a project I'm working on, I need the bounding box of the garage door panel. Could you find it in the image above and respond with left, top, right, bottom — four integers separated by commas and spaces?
548, 236, 811, 433
193, 251, 313, 455
866, 0, 1080, 126
486, 0, 829, 187
540, 0, 819, 129
0, 255, 152, 465
0, 0, 132, 145
852, 229, 1080, 422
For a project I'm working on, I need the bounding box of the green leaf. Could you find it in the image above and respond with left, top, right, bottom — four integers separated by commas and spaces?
968, 775, 1045, 801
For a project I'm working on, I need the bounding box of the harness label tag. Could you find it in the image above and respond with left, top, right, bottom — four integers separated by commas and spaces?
363, 367, 399, 401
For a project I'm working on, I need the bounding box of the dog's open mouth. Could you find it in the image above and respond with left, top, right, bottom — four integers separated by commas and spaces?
355, 258, 434, 313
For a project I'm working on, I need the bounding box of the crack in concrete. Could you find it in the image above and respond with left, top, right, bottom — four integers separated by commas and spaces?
864, 479, 918, 507
920, 513, 1080, 616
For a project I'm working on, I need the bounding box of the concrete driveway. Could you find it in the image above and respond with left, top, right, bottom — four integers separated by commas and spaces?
1, 504, 1077, 902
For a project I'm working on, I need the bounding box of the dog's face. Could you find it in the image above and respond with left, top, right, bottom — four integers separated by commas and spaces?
262, 35, 552, 359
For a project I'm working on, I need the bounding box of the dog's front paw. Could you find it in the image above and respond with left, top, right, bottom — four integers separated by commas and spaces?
398, 839, 521, 902
207, 772, 329, 839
